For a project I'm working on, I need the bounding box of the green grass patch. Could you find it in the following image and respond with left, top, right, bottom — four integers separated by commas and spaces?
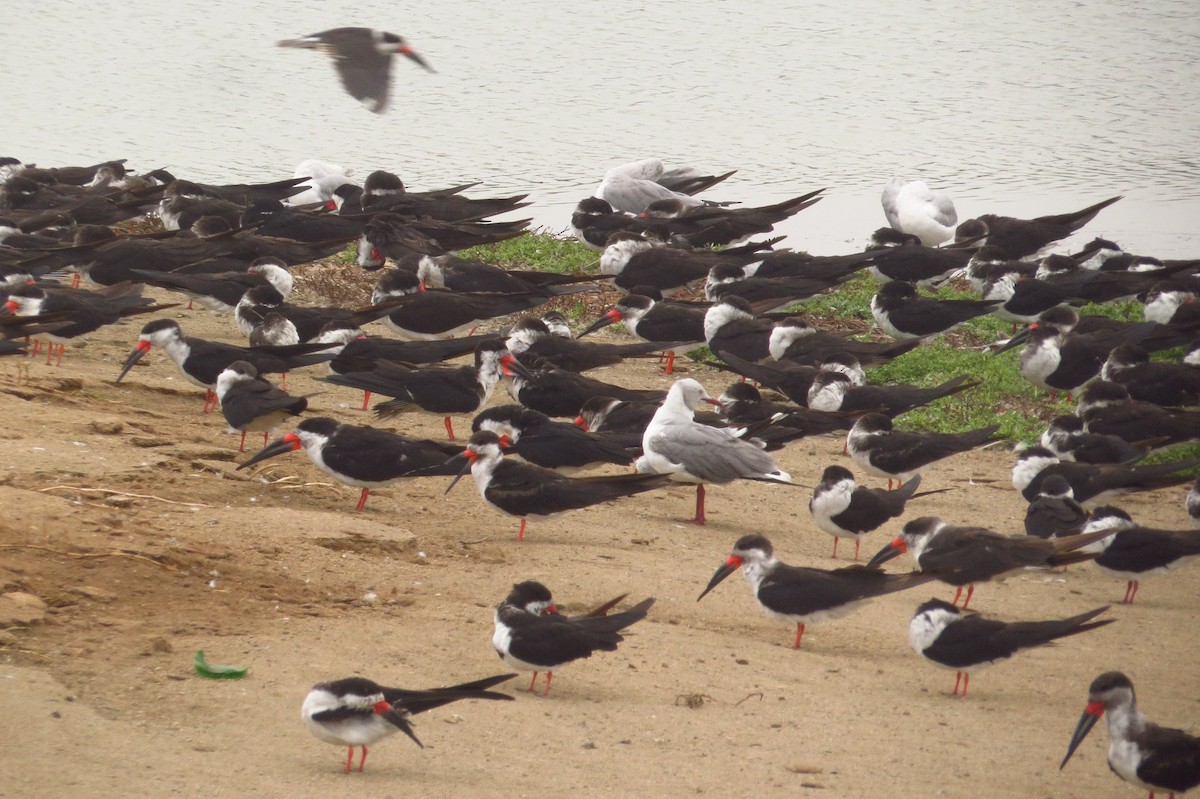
461, 230, 598, 275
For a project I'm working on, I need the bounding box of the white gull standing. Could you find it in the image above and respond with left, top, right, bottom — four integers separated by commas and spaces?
881, 176, 958, 246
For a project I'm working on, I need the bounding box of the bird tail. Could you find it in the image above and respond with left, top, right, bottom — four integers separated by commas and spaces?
1034, 196, 1122, 231
1006, 606, 1114, 647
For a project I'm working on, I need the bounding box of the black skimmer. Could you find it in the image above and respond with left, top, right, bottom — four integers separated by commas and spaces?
576, 395, 716, 435
302, 673, 513, 773
1023, 474, 1089, 538
639, 379, 794, 525
704, 263, 853, 310
238, 417, 460, 511
866, 517, 1112, 608
865, 230, 973, 286
369, 268, 547, 339
908, 599, 1111, 698
716, 382, 860, 437
320, 339, 532, 440
277, 27, 434, 113
768, 316, 921, 368
1083, 508, 1200, 605
697, 534, 934, 649
593, 158, 734, 214
569, 197, 653, 252
507, 361, 663, 419
809, 466, 947, 560
578, 293, 705, 375
704, 296, 775, 362
1144, 279, 1200, 325
881, 177, 958, 246
471, 405, 636, 472
1011, 445, 1200, 505
1060, 671, 1200, 798
748, 248, 876, 282
240, 198, 365, 242
505, 317, 680, 373
415, 253, 593, 295
844, 410, 1003, 484
638, 189, 824, 248
823, 370, 984, 422
1076, 381, 1200, 449
356, 213, 530, 270
445, 430, 670, 540
4, 281, 175, 366
214, 360, 308, 452
148, 172, 312, 205
1101, 344, 1200, 408
603, 232, 780, 295
130, 256, 293, 313
233, 284, 401, 344
953, 196, 1122, 260
706, 350, 819, 408
492, 580, 654, 695
997, 313, 1141, 399
1039, 414, 1158, 465
115, 319, 331, 412
354, 171, 529, 223
869, 281, 999, 340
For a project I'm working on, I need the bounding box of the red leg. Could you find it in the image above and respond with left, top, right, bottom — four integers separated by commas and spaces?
527, 672, 539, 693
1121, 581, 1134, 604
187, 300, 193, 310
345, 746, 354, 773
831, 538, 839, 559
1128, 580, 1139, 604
280, 372, 289, 390
543, 671, 553, 696
961, 585, 974, 609
953, 672, 963, 696
854, 539, 860, 561
792, 623, 806, 649
444, 416, 456, 441
887, 479, 894, 490
355, 488, 370, 512
263, 432, 269, 446
71, 273, 80, 289
951, 587, 963, 606
203, 390, 218, 414
961, 673, 969, 698
663, 350, 676, 375
44, 343, 53, 366
516, 518, 527, 541
238, 431, 247, 452
358, 745, 368, 772
361, 390, 372, 411
687, 484, 707, 525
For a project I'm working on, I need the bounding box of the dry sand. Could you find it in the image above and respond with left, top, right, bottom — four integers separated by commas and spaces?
1, 294, 1197, 799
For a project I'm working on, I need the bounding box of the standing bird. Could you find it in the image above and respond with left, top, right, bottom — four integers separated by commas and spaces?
866, 516, 1112, 608
301, 673, 514, 773
492, 580, 654, 696
1061, 671, 1200, 798
1023, 474, 1089, 538
809, 466, 948, 560
881, 177, 958, 246
445, 430, 671, 541
908, 599, 1112, 698
869, 280, 999, 341
214, 360, 308, 452
639, 378, 794, 525
697, 534, 933, 649
278, 27, 434, 113
846, 413, 1000, 489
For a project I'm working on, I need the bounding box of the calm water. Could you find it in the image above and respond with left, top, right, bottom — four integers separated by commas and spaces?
5, 0, 1199, 255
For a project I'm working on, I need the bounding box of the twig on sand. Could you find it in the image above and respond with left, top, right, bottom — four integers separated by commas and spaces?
734, 691, 764, 706
37, 485, 209, 508
0, 544, 178, 571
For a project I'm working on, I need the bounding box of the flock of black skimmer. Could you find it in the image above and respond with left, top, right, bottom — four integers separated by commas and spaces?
2, 150, 1198, 794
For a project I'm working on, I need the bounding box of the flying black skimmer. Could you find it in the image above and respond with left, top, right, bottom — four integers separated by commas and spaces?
697, 534, 933, 649
593, 158, 734, 214
214, 360, 308, 452
471, 404, 636, 472
1039, 414, 1158, 465
810, 466, 947, 560
238, 417, 460, 511
881, 177, 958, 246
768, 316, 921, 368
953, 196, 1122, 260
278, 27, 434, 113
4, 281, 175, 366
1060, 671, 1200, 798
492, 580, 654, 695
865, 229, 973, 286
302, 673, 513, 773
908, 599, 1112, 698
445, 430, 671, 540
845, 412, 999, 489
505, 317, 680, 373
869, 280, 999, 340
1023, 474, 1089, 539
1011, 445, 1200, 505
1101, 344, 1200, 408
1082, 507, 1200, 605
369, 268, 548, 340
639, 378, 794, 525
115, 319, 331, 412
320, 339, 532, 439
866, 516, 1112, 608
578, 293, 704, 375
